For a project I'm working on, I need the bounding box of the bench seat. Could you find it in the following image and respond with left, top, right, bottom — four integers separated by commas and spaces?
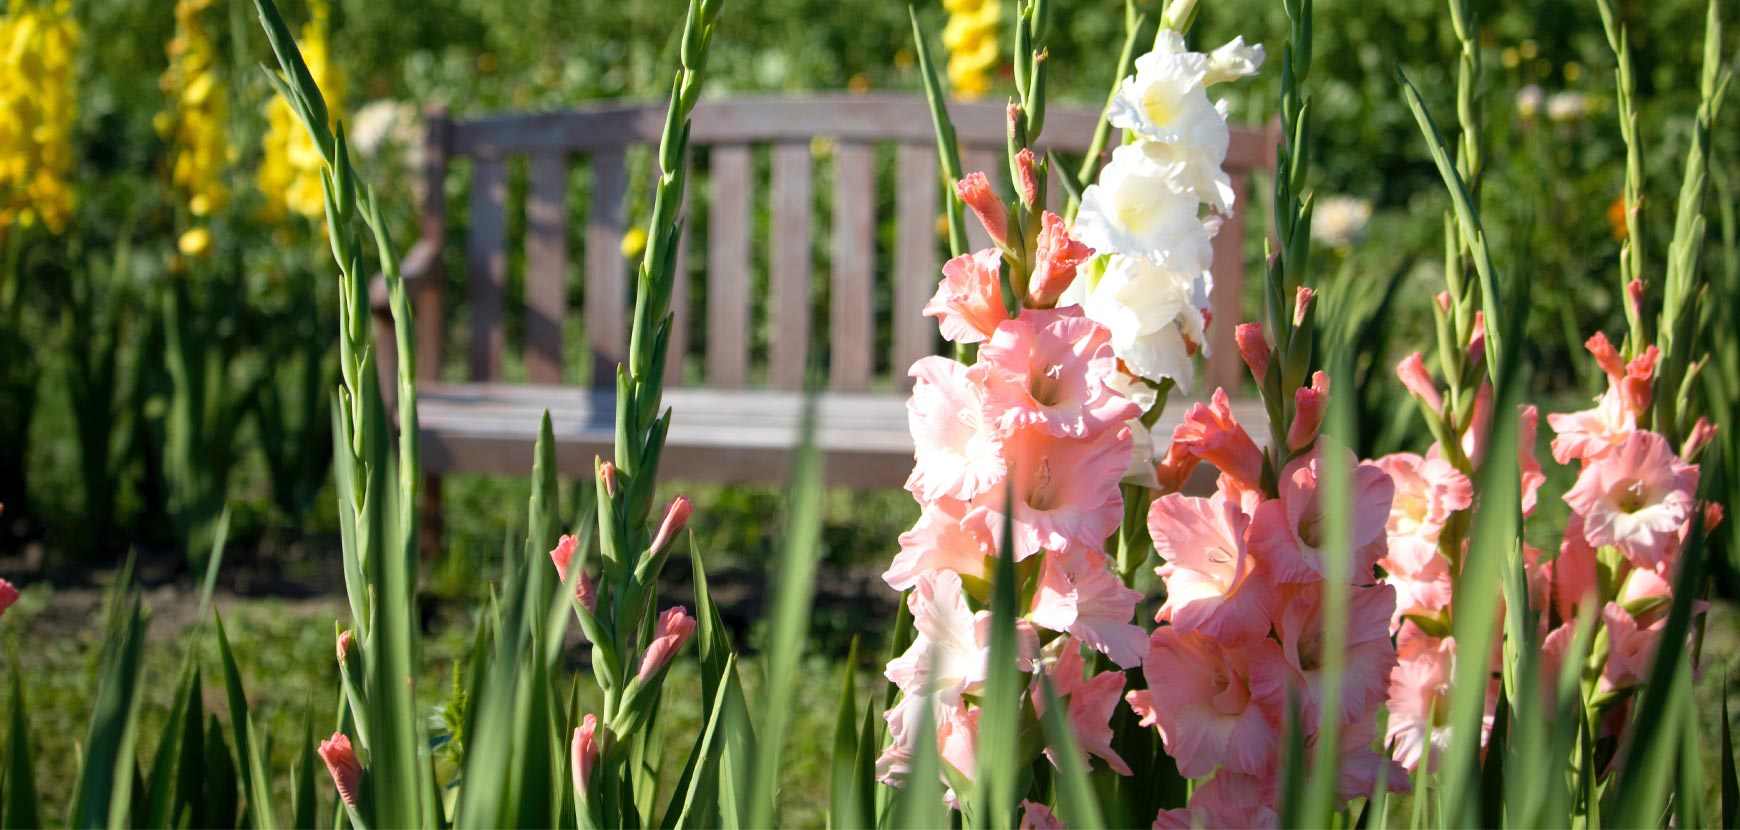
415, 383, 1266, 489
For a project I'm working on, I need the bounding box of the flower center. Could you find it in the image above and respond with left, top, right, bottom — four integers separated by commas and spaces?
1297, 512, 1324, 549
1026, 457, 1058, 511
1617, 479, 1650, 513
1030, 362, 1065, 407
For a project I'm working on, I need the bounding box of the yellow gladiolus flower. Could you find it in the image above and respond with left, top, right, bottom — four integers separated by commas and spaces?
0, 0, 80, 235
940, 0, 999, 100
259, 0, 344, 222
178, 226, 213, 257
160, 0, 230, 221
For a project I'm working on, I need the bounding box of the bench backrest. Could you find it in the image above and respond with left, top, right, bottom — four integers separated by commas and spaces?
413, 93, 1276, 394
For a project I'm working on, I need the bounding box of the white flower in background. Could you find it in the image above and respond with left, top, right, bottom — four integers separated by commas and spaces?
1546, 91, 1588, 123
350, 100, 411, 156
1204, 36, 1265, 86
1515, 84, 1544, 120
1063, 255, 1210, 391
1310, 195, 1372, 250
1074, 142, 1215, 272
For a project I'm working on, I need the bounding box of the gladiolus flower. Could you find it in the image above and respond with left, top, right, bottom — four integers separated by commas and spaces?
884, 497, 992, 591
651, 496, 693, 555
1029, 550, 1147, 668
1249, 583, 1398, 729
1171, 388, 1263, 492
1019, 801, 1063, 830
964, 424, 1132, 560
1395, 352, 1442, 412
1293, 286, 1315, 327
1247, 446, 1394, 584
318, 733, 363, 808
572, 714, 600, 802
1027, 212, 1094, 308
1153, 771, 1279, 829
1064, 254, 1211, 389
905, 356, 1006, 501
637, 607, 697, 682
550, 534, 597, 611
598, 460, 618, 498
1563, 430, 1699, 570
1235, 322, 1269, 381
1205, 36, 1266, 86
1548, 388, 1635, 464
956, 172, 1009, 246
924, 249, 1007, 344
1032, 640, 1132, 775
1153, 438, 1201, 494
1374, 453, 1472, 575
1074, 144, 1215, 271
1148, 491, 1277, 644
0, 578, 17, 617
978, 308, 1136, 438
1287, 370, 1330, 450
1014, 148, 1040, 207
1384, 629, 1495, 773
1597, 602, 1661, 694
1683, 417, 1717, 461
1129, 628, 1280, 778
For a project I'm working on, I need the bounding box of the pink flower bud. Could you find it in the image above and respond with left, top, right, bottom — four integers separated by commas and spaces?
1234, 323, 1269, 381
637, 606, 697, 682
1293, 286, 1315, 327
336, 629, 354, 664
550, 534, 579, 580
1014, 148, 1039, 207
1396, 352, 1443, 412
1585, 331, 1625, 382
1683, 417, 1717, 461
318, 733, 363, 809
1621, 345, 1658, 416
598, 460, 618, 499
1434, 291, 1451, 312
575, 571, 597, 613
1627, 278, 1645, 322
1288, 371, 1331, 450
1027, 211, 1092, 307
572, 714, 600, 803
0, 578, 17, 618
650, 496, 693, 557
1154, 440, 1201, 495
1006, 100, 1023, 142
956, 172, 1009, 247
1467, 311, 1486, 364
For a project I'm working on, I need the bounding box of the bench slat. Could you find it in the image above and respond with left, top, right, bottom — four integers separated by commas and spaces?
525, 153, 568, 383
892, 143, 939, 386
1207, 169, 1249, 394
706, 145, 752, 387
467, 157, 508, 380
769, 142, 813, 390
830, 142, 876, 391
586, 147, 629, 384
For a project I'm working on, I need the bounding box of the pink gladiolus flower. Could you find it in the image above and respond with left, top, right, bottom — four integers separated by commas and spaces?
1153, 438, 1201, 494
1384, 632, 1453, 773
1152, 771, 1279, 830
905, 356, 1006, 502
1539, 513, 1599, 624
572, 714, 600, 802
0, 578, 19, 617
650, 496, 693, 555
1587, 330, 1626, 380
1020, 801, 1064, 830
1130, 628, 1281, 778
1598, 602, 1661, 694
924, 249, 1008, 344
1325, 718, 1411, 801
956, 172, 1010, 246
964, 424, 1131, 560
1015, 148, 1040, 207
884, 498, 992, 591
1563, 430, 1699, 570
638, 607, 697, 682
1235, 322, 1270, 381
980, 308, 1136, 438
1250, 583, 1398, 730
1382, 553, 1454, 632
550, 534, 598, 611
1148, 491, 1277, 644
1033, 640, 1132, 775
1548, 388, 1635, 464
1247, 447, 1394, 585
1683, 417, 1717, 461
318, 732, 364, 809
1287, 370, 1330, 451
1027, 212, 1094, 307
1029, 550, 1147, 668
1293, 286, 1315, 326
1467, 311, 1487, 365
886, 570, 1037, 700
1171, 388, 1264, 492
937, 703, 981, 782
1395, 352, 1442, 412
1374, 453, 1472, 575
1620, 345, 1658, 416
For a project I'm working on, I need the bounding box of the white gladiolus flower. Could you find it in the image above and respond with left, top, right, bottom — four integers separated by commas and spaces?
1074, 143, 1215, 272
1310, 195, 1373, 249
1204, 36, 1265, 86
1107, 32, 1224, 149
1061, 254, 1211, 391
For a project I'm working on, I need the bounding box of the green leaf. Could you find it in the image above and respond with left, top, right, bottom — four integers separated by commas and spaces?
201, 715, 239, 830
141, 655, 199, 829
908, 5, 968, 257
1723, 675, 1738, 829
670, 655, 739, 830
290, 712, 317, 830
215, 610, 276, 830
892, 696, 946, 830
973, 483, 1021, 830
1036, 676, 1104, 830
71, 596, 147, 830
828, 639, 862, 830
4, 663, 39, 830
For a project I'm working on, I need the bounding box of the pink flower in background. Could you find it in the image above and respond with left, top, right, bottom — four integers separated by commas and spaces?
318, 732, 364, 809
1020, 801, 1064, 830
937, 703, 981, 782
1247, 447, 1394, 585
884, 498, 992, 591
1130, 628, 1280, 778
0, 578, 18, 617
956, 172, 1010, 246
1324, 718, 1410, 801
1396, 352, 1442, 411
1171, 387, 1264, 492
1598, 602, 1662, 694
925, 249, 1008, 344
979, 308, 1138, 438
1539, 513, 1599, 624
905, 356, 1006, 502
1152, 771, 1279, 829
1250, 583, 1398, 730
1148, 491, 1277, 644
572, 714, 600, 802
1382, 552, 1453, 631
966, 424, 1131, 560
1563, 430, 1698, 570
1518, 404, 1546, 516
1028, 212, 1094, 308
1375, 453, 1472, 575
1030, 550, 1147, 669
1548, 388, 1635, 464
1034, 640, 1132, 775
887, 570, 1037, 701
637, 607, 696, 681
1384, 631, 1454, 772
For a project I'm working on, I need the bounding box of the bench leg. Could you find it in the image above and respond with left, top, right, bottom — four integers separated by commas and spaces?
419, 473, 444, 561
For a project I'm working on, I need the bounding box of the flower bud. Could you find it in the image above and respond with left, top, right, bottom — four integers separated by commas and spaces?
1026, 212, 1092, 307
650, 496, 693, 558
1585, 331, 1625, 381
1161, 0, 1199, 32
1234, 323, 1269, 381
336, 629, 355, 664
1014, 148, 1040, 207
1434, 291, 1451, 313
1287, 371, 1331, 451
0, 578, 17, 618
1467, 311, 1486, 364
1621, 345, 1658, 417
956, 172, 1009, 247
1683, 417, 1717, 461
1006, 100, 1023, 143
1154, 440, 1201, 495
1396, 352, 1443, 412
598, 460, 619, 499
318, 733, 363, 809
637, 606, 697, 682
1293, 286, 1315, 327
572, 714, 600, 803
1626, 278, 1645, 322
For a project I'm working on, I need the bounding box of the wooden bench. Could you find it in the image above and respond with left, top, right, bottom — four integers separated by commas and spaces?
372, 93, 1276, 549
